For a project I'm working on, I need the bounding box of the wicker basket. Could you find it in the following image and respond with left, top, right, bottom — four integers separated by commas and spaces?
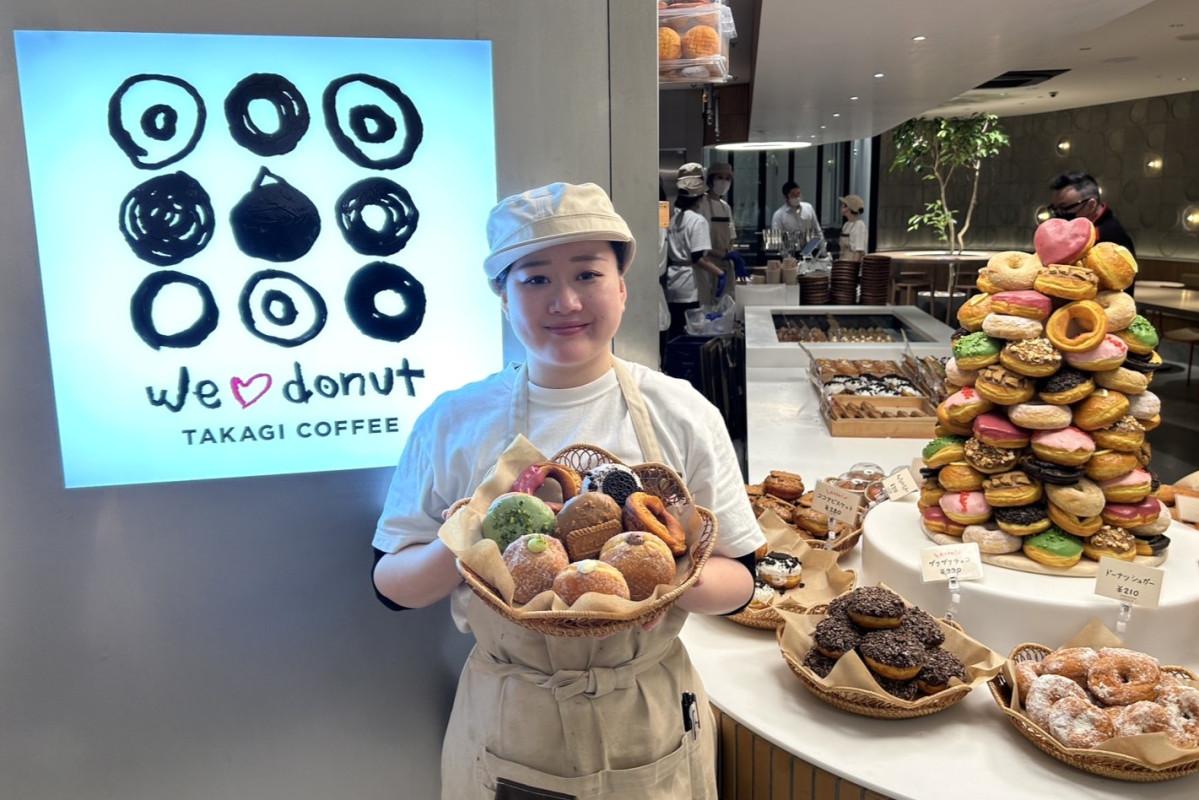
457, 443, 718, 638
988, 643, 1199, 782
805, 524, 862, 555
727, 575, 859, 631
776, 605, 972, 719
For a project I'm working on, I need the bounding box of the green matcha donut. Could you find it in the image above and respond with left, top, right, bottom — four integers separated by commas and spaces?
482, 492, 556, 551
1118, 315, 1159, 354
1022, 527, 1084, 568
922, 435, 967, 467
953, 332, 1002, 370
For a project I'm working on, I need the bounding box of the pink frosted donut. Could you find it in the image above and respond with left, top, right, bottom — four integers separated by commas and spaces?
991, 290, 1053, 321
972, 413, 1030, 448
1131, 499, 1172, 536
1063, 334, 1129, 371
1098, 468, 1152, 502
920, 504, 951, 534
945, 358, 979, 387
1109, 701, 1171, 738
1102, 497, 1162, 528
1047, 696, 1114, 748
1031, 426, 1095, 459
939, 490, 991, 524
1157, 685, 1199, 749
1026, 673, 1089, 728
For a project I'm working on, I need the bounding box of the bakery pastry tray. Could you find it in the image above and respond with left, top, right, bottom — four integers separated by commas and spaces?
821, 395, 937, 438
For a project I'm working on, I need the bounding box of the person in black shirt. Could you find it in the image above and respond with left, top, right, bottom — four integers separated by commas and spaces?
1049, 171, 1136, 293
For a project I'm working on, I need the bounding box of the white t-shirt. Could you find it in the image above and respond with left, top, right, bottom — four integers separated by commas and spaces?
665, 209, 711, 304
841, 218, 867, 254
374, 360, 765, 625
656, 228, 670, 332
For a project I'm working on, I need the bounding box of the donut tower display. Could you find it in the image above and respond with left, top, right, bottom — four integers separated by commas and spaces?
917, 217, 1169, 571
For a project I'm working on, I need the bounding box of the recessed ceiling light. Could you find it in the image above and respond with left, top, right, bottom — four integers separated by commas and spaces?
849, 96, 859, 101
820, 125, 827, 129
1079, 46, 1092, 51
715, 141, 813, 152
912, 35, 926, 42
873, 73, 885, 79
833, 113, 841, 117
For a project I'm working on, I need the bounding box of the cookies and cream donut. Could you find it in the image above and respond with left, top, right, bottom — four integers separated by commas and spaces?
1036, 368, 1095, 406
963, 522, 1023, 553
813, 616, 860, 659
581, 463, 643, 507
755, 550, 802, 590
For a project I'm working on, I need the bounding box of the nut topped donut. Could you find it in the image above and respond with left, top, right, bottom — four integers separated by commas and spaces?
763, 470, 804, 500
974, 364, 1035, 406
964, 437, 1022, 474
1000, 337, 1062, 378
1035, 263, 1099, 301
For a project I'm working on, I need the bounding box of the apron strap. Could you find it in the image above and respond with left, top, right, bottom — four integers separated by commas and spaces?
469, 637, 683, 702
612, 358, 665, 463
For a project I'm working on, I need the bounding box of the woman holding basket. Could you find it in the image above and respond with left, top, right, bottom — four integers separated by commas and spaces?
372, 182, 765, 798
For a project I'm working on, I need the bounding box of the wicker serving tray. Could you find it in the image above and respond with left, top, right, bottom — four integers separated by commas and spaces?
988, 643, 1199, 782
727, 572, 858, 631
776, 605, 971, 719
457, 443, 718, 638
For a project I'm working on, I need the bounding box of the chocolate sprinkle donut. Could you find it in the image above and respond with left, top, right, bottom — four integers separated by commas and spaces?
803, 649, 837, 679
858, 631, 928, 670
1021, 456, 1084, 485
875, 676, 921, 701
814, 617, 861, 657
917, 648, 966, 688
825, 593, 853, 619
848, 586, 905, 623
897, 607, 945, 649
992, 503, 1048, 526
919, 467, 942, 480
1037, 367, 1089, 394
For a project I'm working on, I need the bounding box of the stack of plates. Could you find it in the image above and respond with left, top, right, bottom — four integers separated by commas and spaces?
798, 272, 830, 305
830, 260, 861, 305
859, 255, 892, 305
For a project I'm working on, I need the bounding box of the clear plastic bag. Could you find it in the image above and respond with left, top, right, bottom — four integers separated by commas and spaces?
685, 294, 736, 336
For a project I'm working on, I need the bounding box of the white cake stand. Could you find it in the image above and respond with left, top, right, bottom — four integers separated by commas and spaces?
862, 497, 1199, 667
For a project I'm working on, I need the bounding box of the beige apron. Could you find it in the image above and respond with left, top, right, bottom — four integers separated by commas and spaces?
439, 359, 718, 799
696, 194, 734, 307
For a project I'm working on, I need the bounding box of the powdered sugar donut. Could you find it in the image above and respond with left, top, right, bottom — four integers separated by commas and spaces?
1109, 701, 1171, 738
1040, 647, 1098, 686
1088, 647, 1160, 706
1026, 673, 1089, 728
963, 523, 1022, 554
1047, 695, 1114, 748
1156, 685, 1199, 749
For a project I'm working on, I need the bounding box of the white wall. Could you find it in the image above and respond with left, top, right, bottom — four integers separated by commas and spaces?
0, 2, 656, 798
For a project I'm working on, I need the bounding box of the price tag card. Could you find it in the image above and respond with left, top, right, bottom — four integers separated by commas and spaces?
921, 543, 983, 583
883, 468, 919, 500
1175, 492, 1199, 524
658, 201, 670, 229
1094, 558, 1164, 608
812, 481, 863, 528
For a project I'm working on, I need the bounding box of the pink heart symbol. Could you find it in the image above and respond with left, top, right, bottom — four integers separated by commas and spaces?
1034, 217, 1094, 266
231, 373, 273, 409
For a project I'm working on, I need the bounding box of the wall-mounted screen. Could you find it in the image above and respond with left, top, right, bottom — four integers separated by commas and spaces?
13, 30, 499, 488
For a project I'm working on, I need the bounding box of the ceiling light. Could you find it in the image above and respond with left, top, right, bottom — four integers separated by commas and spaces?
1145, 155, 1164, 175
820, 125, 827, 129
873, 73, 885, 79
833, 113, 841, 118
912, 35, 926, 42
849, 96, 859, 101
715, 141, 813, 152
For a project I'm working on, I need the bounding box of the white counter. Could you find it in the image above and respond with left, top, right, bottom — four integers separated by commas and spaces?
678, 364, 1198, 799
745, 305, 954, 368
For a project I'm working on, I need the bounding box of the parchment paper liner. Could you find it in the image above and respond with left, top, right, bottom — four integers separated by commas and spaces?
438, 435, 715, 619
777, 585, 1006, 712
727, 509, 856, 629
995, 618, 1199, 769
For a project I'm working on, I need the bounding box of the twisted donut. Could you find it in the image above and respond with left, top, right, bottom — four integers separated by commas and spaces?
511, 462, 581, 501
623, 491, 687, 556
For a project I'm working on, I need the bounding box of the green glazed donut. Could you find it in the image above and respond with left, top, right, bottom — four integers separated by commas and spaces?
1119, 315, 1159, 352
953, 332, 1002, 366
482, 492, 556, 551
1022, 527, 1084, 568
922, 435, 967, 463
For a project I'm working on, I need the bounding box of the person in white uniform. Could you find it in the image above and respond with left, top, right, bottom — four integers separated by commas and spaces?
372, 182, 765, 799
839, 193, 868, 263
770, 180, 824, 255
665, 164, 724, 345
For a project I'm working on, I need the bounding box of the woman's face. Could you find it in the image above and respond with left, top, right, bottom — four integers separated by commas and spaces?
501, 239, 627, 387
840, 203, 851, 220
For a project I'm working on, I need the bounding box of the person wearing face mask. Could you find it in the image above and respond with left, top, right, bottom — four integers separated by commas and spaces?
838, 194, 868, 263
695, 162, 745, 304
666, 164, 725, 341
770, 181, 824, 255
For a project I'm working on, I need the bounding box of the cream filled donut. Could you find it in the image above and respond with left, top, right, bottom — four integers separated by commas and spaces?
972, 413, 1030, 449
1063, 333, 1128, 372
983, 313, 1044, 341
1101, 497, 1161, 528
1008, 402, 1072, 430
939, 490, 991, 525
1030, 426, 1096, 467
982, 251, 1041, 291
1095, 290, 1136, 332
1045, 478, 1106, 518
1127, 390, 1161, 420
945, 358, 979, 387
939, 387, 993, 425
963, 522, 1023, 554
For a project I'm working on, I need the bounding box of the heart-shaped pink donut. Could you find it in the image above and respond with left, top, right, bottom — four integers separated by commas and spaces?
1034, 217, 1095, 266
